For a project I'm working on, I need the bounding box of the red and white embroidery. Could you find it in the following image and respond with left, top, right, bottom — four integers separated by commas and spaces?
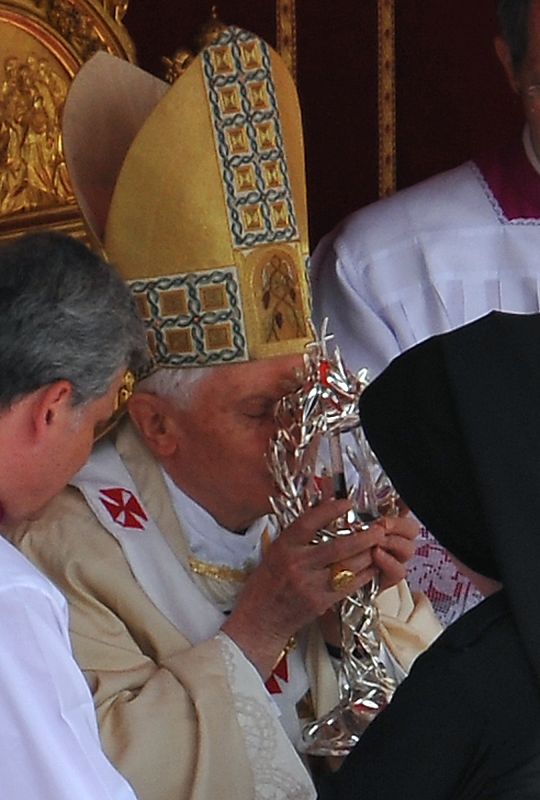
99, 488, 148, 530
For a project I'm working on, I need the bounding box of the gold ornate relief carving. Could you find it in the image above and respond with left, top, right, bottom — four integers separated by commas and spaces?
276, 0, 296, 82
377, 0, 396, 197
162, 47, 193, 84
162, 6, 227, 84
194, 4, 227, 51
0, 52, 73, 215
33, 0, 134, 62
36, 0, 103, 60
163, 4, 299, 86
0, 0, 135, 242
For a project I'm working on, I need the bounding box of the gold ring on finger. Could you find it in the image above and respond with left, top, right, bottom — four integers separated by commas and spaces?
329, 567, 356, 592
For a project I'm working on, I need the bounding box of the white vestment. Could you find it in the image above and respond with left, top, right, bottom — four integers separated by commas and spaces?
0, 535, 136, 800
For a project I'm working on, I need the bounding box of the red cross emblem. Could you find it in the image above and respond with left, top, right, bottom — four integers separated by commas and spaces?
265, 653, 289, 695
99, 488, 148, 530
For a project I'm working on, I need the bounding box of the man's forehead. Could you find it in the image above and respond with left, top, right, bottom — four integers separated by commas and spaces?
208, 354, 304, 394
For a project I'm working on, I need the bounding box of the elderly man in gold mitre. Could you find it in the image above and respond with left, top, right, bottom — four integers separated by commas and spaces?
8, 27, 441, 800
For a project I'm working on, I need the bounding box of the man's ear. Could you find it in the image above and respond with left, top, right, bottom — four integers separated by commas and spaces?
495, 36, 521, 94
128, 393, 181, 458
31, 381, 74, 439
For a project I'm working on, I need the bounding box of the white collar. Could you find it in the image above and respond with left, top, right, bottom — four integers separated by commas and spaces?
161, 468, 273, 570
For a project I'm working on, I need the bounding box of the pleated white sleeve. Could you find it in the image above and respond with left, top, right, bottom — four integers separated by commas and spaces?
311, 161, 540, 381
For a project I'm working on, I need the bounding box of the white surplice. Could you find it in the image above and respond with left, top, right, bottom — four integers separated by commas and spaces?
0, 535, 136, 800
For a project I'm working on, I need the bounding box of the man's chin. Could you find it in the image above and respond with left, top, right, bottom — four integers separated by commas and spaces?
0, 500, 49, 530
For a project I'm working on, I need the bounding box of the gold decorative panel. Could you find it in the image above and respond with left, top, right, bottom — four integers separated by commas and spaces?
0, 0, 134, 243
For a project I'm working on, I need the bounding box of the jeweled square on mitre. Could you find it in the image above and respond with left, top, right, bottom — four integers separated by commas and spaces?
211, 46, 234, 74
219, 86, 242, 115
165, 327, 194, 354
134, 293, 152, 321
242, 204, 264, 232
240, 41, 262, 70
263, 161, 283, 189
270, 201, 290, 229
255, 122, 276, 151
205, 322, 233, 350
248, 81, 269, 110
199, 284, 228, 311
227, 127, 250, 155
234, 165, 257, 193
159, 288, 189, 317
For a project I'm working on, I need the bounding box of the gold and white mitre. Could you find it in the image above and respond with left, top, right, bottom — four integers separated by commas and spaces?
63, 26, 312, 368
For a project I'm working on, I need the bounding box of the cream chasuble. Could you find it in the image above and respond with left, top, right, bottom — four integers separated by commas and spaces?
9, 420, 440, 800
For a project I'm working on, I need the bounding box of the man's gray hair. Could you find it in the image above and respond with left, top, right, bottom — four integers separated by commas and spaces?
0, 232, 149, 409
136, 365, 216, 409
498, 0, 531, 69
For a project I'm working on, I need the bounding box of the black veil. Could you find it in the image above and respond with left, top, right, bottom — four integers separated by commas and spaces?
360, 310, 540, 683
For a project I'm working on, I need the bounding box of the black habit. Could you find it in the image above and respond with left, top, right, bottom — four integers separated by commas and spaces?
319, 311, 540, 799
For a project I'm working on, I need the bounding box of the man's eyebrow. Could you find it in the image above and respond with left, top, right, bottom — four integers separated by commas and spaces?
239, 387, 297, 406
236, 375, 303, 403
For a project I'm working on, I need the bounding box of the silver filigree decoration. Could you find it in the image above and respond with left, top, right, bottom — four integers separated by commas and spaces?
268, 319, 398, 756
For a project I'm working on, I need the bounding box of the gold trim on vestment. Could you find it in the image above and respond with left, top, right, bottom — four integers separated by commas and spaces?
188, 557, 251, 584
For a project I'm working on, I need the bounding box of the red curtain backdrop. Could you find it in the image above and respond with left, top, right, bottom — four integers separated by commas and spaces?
123, 0, 523, 249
